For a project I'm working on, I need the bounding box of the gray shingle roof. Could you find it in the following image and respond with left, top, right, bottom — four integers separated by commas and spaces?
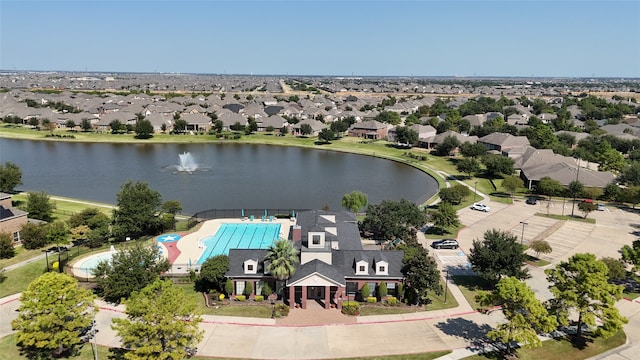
287, 259, 345, 286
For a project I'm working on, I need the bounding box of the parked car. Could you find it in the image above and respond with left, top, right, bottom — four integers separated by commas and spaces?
470, 202, 490, 212
526, 196, 537, 205
597, 203, 606, 211
431, 239, 459, 249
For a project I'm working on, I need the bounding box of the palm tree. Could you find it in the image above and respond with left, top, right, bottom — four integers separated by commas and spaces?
265, 239, 299, 281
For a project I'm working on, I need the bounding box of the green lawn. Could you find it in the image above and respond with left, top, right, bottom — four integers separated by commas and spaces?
173, 284, 272, 318
0, 247, 44, 268
338, 350, 452, 360
463, 330, 626, 360
526, 254, 552, 267
0, 334, 114, 360
359, 282, 459, 316
0, 259, 49, 298
535, 212, 596, 224
11, 193, 114, 223
451, 275, 494, 311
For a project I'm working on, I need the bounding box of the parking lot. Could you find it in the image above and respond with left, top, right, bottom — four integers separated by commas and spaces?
429, 197, 639, 271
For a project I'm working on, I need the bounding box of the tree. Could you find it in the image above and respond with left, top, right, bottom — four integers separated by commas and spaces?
577, 201, 597, 218
134, 119, 154, 139
456, 157, 480, 178
80, 118, 92, 132
197, 255, 229, 291
545, 253, 627, 341
600, 257, 626, 280
318, 128, 335, 143
501, 175, 524, 197
438, 184, 470, 205
603, 183, 622, 202
401, 240, 441, 305
536, 177, 564, 198
476, 277, 557, 352
620, 239, 640, 271
173, 119, 187, 133
529, 240, 552, 259
0, 232, 15, 259
434, 135, 460, 156
375, 111, 401, 125
112, 181, 162, 241
112, 279, 203, 360
67, 208, 110, 231
394, 126, 418, 145
567, 180, 584, 199
360, 199, 427, 241
459, 142, 487, 158
26, 191, 56, 222
341, 191, 368, 214
299, 123, 312, 136
618, 161, 640, 186
161, 200, 182, 230
430, 202, 460, 234
468, 229, 529, 285
109, 119, 124, 134
264, 239, 299, 281
70, 225, 91, 244
20, 222, 49, 249
65, 119, 76, 130
12, 273, 97, 359
0, 161, 23, 192
93, 242, 170, 303
482, 154, 514, 178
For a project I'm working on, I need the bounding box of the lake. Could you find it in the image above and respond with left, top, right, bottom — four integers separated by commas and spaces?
0, 138, 438, 214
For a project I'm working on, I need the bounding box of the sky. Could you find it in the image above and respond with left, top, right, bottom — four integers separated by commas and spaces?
1, 0, 639, 78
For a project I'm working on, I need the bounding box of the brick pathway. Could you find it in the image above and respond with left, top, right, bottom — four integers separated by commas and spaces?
276, 301, 357, 326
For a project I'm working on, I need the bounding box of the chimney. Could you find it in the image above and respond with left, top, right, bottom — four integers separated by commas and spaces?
292, 225, 302, 242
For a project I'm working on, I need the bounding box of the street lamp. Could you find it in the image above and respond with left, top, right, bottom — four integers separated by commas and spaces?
443, 269, 449, 304
473, 181, 478, 203
520, 221, 528, 245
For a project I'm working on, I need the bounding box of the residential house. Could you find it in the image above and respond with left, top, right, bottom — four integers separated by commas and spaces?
347, 120, 388, 140
520, 161, 616, 190
0, 192, 28, 244
181, 113, 211, 132
418, 130, 478, 149
226, 210, 404, 309
256, 115, 286, 132
477, 133, 530, 154
291, 119, 327, 136
387, 124, 436, 143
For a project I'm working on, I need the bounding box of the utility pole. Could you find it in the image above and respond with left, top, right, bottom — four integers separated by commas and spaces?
520, 221, 528, 245
571, 157, 581, 217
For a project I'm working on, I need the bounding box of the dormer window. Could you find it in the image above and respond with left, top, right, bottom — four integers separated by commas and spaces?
244, 259, 258, 274
376, 261, 389, 275
308, 231, 325, 248
355, 260, 369, 275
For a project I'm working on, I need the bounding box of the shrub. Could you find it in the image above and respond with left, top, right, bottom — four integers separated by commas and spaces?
386, 296, 397, 305
254, 295, 264, 302
262, 282, 272, 296
360, 283, 370, 301
244, 282, 253, 297
272, 303, 289, 318
366, 296, 377, 303
341, 300, 360, 316
218, 294, 225, 301
397, 283, 404, 301
378, 281, 388, 298
235, 295, 246, 301
225, 279, 233, 296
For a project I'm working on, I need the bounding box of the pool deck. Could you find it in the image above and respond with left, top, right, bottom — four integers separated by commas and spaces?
165, 217, 294, 274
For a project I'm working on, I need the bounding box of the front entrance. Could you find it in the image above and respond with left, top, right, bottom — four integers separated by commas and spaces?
307, 286, 325, 300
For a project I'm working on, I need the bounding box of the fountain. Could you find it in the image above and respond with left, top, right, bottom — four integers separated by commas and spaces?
177, 152, 198, 173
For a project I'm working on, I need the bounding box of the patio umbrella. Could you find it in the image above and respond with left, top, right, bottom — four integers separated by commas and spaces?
189, 258, 192, 268
264, 209, 267, 217
241, 209, 244, 217
291, 210, 295, 218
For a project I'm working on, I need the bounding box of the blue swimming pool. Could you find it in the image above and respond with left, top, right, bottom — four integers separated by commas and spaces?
197, 223, 282, 264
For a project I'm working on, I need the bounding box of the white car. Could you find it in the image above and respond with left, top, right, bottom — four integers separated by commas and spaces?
471, 202, 490, 212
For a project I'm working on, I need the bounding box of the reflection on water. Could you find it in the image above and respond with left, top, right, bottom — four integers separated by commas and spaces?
0, 139, 438, 214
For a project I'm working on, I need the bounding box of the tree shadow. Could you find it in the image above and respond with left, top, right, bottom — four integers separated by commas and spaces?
435, 317, 494, 352
107, 347, 128, 360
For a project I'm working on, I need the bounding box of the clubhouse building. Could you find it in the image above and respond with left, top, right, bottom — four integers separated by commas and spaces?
226, 210, 404, 310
